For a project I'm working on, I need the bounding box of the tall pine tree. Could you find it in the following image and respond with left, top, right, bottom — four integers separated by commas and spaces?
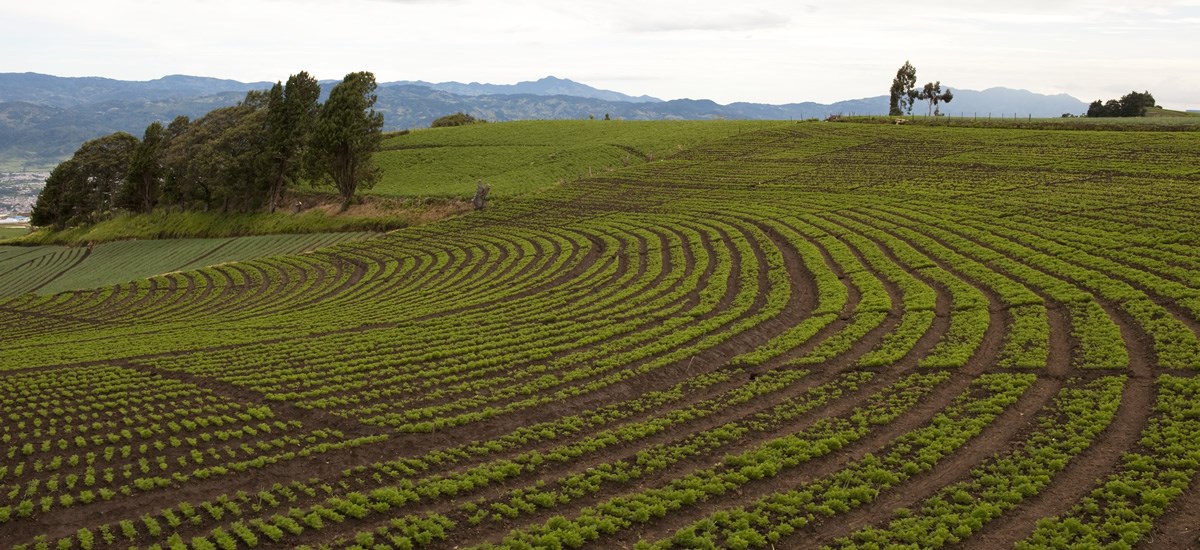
265, 72, 320, 213
308, 71, 385, 212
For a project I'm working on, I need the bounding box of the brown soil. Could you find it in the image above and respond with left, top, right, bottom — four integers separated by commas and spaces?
878, 206, 1161, 548
3, 181, 1194, 550
301, 213, 831, 546
1148, 470, 1200, 548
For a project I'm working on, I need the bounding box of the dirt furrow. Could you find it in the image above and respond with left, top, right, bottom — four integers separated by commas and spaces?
966, 304, 1155, 548
871, 206, 1158, 549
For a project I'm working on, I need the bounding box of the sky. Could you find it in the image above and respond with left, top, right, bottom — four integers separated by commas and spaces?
2, 0, 1197, 110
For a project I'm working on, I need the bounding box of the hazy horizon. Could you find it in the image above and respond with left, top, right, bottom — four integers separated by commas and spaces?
2, 0, 1197, 110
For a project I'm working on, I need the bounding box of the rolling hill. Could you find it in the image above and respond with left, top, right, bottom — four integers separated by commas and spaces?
0, 72, 1090, 171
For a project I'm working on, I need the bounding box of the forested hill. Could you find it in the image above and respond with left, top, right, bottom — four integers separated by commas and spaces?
0, 72, 1088, 170
0, 73, 273, 108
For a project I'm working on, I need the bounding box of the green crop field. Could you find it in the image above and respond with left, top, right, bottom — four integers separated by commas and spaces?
0, 232, 376, 298
371, 120, 786, 197
0, 227, 28, 240
1, 121, 1199, 549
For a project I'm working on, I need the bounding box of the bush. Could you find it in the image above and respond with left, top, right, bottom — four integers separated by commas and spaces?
431, 112, 484, 128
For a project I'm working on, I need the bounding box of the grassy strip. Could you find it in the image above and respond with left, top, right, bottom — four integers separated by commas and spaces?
0, 226, 30, 240
830, 115, 1200, 131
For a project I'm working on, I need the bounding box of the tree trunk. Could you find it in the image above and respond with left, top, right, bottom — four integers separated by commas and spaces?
267, 159, 287, 214
268, 181, 280, 214
473, 179, 490, 210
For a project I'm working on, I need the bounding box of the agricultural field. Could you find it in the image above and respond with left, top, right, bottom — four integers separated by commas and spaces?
0, 232, 377, 298
372, 120, 786, 197
1, 121, 1199, 549
0, 227, 28, 241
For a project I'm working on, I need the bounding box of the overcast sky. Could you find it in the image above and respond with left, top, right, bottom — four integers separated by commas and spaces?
2, 0, 1196, 109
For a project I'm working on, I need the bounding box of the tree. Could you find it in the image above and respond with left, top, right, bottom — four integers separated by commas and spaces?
119, 121, 167, 213
1086, 91, 1156, 117
1120, 91, 1156, 116
159, 115, 207, 210
473, 179, 490, 210
308, 71, 385, 212
30, 159, 79, 229
30, 132, 138, 228
431, 112, 484, 128
160, 93, 269, 212
75, 132, 140, 221
917, 81, 954, 116
889, 61, 918, 116
264, 72, 321, 213
209, 94, 271, 212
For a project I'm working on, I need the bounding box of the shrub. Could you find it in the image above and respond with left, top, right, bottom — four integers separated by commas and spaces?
431, 112, 485, 128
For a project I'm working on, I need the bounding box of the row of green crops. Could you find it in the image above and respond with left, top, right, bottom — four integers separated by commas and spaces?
0, 232, 375, 299
3, 121, 1200, 549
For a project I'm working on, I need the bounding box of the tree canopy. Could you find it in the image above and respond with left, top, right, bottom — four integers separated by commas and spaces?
308, 71, 385, 212
889, 61, 918, 116
265, 72, 321, 213
431, 112, 485, 128
29, 70, 387, 229
1086, 91, 1156, 117
119, 121, 166, 214
160, 96, 270, 213
917, 81, 954, 117
31, 132, 139, 229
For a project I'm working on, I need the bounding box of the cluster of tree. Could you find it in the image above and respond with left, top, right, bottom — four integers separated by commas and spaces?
1086, 91, 1156, 117
889, 61, 954, 117
430, 112, 486, 128
31, 71, 385, 229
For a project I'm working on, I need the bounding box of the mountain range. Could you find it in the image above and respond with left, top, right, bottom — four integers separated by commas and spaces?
0, 72, 1090, 170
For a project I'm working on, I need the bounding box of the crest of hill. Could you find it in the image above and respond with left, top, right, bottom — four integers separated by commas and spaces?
0, 73, 1092, 171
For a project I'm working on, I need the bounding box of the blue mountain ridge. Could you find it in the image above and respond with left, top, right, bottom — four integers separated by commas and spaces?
0, 72, 1090, 169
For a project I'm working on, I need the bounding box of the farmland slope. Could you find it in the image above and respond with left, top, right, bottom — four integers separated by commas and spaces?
1, 123, 1199, 549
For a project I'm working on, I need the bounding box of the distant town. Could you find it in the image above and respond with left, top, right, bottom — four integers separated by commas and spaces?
0, 171, 45, 219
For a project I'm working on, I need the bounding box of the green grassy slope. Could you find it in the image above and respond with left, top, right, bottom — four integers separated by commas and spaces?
2, 207, 435, 247
7, 120, 778, 247
1145, 106, 1200, 117
0, 226, 28, 240
857, 109, 1200, 130
371, 120, 787, 197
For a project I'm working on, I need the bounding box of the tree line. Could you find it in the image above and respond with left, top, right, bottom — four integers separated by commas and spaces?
32, 71, 384, 230
1086, 91, 1156, 117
